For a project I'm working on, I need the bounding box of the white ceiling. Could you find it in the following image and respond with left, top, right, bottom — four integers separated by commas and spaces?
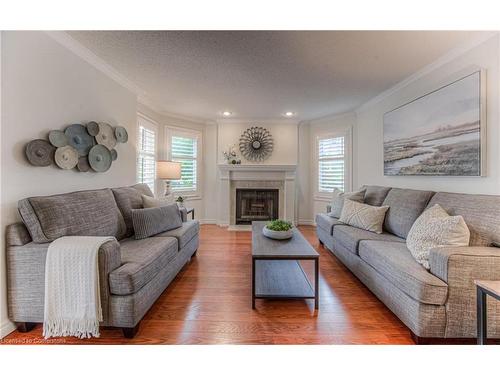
68, 31, 486, 121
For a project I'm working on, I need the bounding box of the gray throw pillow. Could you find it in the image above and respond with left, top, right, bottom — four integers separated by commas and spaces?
131, 204, 182, 240
328, 188, 366, 218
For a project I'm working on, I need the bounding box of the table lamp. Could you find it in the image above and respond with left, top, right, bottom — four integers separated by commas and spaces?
157, 160, 182, 196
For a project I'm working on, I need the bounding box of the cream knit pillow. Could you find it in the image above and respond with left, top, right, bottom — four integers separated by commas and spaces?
339, 199, 389, 234
406, 204, 470, 269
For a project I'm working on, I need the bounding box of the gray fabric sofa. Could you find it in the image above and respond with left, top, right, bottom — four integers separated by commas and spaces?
316, 185, 500, 343
6, 183, 199, 338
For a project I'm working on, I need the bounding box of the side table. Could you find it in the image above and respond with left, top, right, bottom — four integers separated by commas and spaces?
475, 280, 500, 345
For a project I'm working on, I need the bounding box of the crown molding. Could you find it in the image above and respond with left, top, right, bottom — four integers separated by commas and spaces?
355, 31, 499, 114
216, 118, 299, 125
45, 31, 145, 96
309, 110, 356, 125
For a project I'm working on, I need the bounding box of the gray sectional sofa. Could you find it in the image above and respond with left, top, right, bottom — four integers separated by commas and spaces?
316, 185, 500, 343
6, 183, 199, 338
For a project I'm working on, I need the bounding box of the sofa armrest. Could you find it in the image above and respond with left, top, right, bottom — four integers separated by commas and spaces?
7, 238, 122, 323
429, 246, 500, 283
179, 207, 188, 222
429, 246, 500, 337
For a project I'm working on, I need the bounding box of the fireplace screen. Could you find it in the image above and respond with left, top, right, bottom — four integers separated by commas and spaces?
235, 189, 279, 225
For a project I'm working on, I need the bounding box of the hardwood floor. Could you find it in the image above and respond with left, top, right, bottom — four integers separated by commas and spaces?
2, 225, 414, 344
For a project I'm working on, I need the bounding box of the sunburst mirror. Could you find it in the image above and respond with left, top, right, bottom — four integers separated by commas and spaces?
239, 126, 274, 162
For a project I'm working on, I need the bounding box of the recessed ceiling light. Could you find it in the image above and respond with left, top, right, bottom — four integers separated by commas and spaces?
222, 111, 232, 117
284, 111, 295, 117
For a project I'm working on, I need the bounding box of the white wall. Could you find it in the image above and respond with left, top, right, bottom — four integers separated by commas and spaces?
354, 35, 500, 194
0, 31, 139, 337
309, 113, 356, 220
217, 120, 299, 165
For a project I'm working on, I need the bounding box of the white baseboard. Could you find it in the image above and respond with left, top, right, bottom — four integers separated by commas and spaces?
199, 219, 217, 224
0, 319, 16, 339
298, 219, 316, 226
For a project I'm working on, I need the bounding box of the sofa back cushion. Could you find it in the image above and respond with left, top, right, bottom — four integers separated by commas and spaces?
112, 184, 154, 237
382, 188, 435, 238
361, 185, 392, 206
131, 204, 183, 240
427, 192, 500, 246
18, 188, 126, 243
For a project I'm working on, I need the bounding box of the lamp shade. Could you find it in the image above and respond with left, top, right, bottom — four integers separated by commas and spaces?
157, 160, 182, 180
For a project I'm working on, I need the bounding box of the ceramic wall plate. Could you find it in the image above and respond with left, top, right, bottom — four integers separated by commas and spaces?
26, 139, 55, 167
65, 124, 94, 156
95, 122, 117, 150
54, 145, 79, 169
48, 130, 68, 147
77, 156, 91, 172
110, 149, 118, 161
86, 121, 100, 136
115, 126, 128, 143
88, 144, 112, 172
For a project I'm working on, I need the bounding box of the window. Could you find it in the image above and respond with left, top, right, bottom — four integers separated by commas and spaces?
166, 128, 201, 195
136, 116, 157, 192
317, 135, 345, 193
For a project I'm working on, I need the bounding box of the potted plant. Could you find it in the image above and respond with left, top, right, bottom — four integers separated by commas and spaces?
175, 196, 184, 208
262, 219, 294, 240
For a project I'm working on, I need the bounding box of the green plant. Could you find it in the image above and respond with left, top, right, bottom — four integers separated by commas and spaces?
266, 219, 293, 232
175, 196, 184, 203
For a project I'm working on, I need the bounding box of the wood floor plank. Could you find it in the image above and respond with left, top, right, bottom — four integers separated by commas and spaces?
1, 225, 413, 345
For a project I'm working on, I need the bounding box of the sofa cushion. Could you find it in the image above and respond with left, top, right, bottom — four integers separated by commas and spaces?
339, 200, 389, 234
109, 236, 178, 295
131, 204, 183, 240
382, 188, 435, 238
427, 192, 500, 246
18, 188, 127, 243
112, 184, 154, 237
156, 220, 200, 250
333, 225, 404, 255
361, 185, 392, 206
358, 240, 448, 305
329, 188, 365, 218
315, 213, 343, 235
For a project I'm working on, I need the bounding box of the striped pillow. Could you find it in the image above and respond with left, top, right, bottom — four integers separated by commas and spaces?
131, 204, 182, 240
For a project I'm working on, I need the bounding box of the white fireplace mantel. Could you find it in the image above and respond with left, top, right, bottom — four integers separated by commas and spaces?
216, 164, 297, 226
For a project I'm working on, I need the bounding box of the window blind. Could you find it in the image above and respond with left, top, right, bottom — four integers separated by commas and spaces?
171, 135, 197, 192
136, 125, 156, 192
318, 136, 345, 193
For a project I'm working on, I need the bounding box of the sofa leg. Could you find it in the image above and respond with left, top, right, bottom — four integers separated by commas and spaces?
122, 322, 140, 338
319, 240, 324, 247
16, 322, 36, 333
191, 250, 198, 257
410, 332, 500, 345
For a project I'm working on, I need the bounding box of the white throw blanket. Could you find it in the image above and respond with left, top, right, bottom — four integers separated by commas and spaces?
43, 236, 115, 339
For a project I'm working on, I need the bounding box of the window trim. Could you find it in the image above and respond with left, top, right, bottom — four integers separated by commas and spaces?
136, 113, 159, 195
165, 126, 202, 199
313, 127, 352, 200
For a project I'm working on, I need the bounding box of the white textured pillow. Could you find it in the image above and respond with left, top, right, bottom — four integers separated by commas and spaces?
339, 199, 389, 234
407, 204, 470, 269
328, 188, 366, 218
141, 194, 175, 208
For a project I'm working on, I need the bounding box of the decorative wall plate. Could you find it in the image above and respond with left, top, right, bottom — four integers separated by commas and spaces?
110, 149, 118, 161
77, 156, 91, 172
65, 124, 94, 156
115, 126, 128, 143
239, 126, 274, 162
48, 130, 68, 148
88, 144, 112, 172
54, 145, 79, 169
26, 139, 55, 167
95, 122, 117, 150
86, 121, 100, 136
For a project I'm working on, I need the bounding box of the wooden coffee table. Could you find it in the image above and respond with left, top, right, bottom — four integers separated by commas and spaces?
251, 221, 319, 309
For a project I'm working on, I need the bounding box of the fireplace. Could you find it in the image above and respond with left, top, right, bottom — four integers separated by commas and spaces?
235, 189, 279, 225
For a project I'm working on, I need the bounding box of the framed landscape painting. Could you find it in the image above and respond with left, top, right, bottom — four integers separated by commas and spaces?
383, 70, 486, 176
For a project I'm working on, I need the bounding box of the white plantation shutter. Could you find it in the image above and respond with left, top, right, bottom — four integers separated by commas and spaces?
318, 136, 345, 192
136, 122, 156, 192
171, 135, 198, 192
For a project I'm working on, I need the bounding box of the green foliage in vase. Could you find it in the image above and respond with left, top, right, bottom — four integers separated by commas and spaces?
266, 219, 293, 232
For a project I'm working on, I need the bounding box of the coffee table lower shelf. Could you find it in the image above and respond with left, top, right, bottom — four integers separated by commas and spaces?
252, 259, 318, 309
